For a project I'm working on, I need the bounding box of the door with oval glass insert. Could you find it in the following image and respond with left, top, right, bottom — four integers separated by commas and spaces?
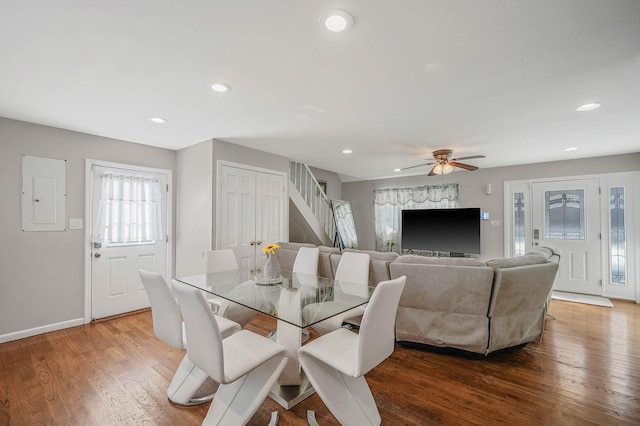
532, 179, 601, 295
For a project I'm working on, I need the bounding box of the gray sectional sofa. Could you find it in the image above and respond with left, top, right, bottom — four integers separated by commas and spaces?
275, 242, 559, 356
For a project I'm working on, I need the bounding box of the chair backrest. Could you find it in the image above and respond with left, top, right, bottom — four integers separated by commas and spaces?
335, 252, 370, 285
139, 270, 184, 350
293, 247, 320, 275
205, 249, 239, 273
171, 279, 226, 383
356, 275, 406, 376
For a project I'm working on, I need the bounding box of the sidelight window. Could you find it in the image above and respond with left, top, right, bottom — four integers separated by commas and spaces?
610, 187, 626, 285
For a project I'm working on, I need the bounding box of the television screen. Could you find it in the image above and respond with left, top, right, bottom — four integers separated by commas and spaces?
401, 208, 481, 254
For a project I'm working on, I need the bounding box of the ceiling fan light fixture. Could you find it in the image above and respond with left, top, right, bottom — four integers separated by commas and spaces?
442, 163, 454, 174
432, 163, 443, 175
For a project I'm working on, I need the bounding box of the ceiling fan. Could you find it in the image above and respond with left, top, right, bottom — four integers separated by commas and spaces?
402, 149, 486, 176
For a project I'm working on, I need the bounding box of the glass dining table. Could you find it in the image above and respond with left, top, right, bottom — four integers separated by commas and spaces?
175, 269, 374, 409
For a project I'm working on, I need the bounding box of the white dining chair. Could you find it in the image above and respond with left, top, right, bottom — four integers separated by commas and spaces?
299, 275, 406, 426
292, 246, 320, 276
138, 270, 240, 405
172, 279, 289, 425
303, 251, 370, 335
290, 247, 320, 341
205, 249, 257, 327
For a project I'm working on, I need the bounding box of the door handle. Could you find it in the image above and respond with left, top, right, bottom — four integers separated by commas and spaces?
256, 241, 262, 246
94, 252, 102, 258
250, 241, 255, 246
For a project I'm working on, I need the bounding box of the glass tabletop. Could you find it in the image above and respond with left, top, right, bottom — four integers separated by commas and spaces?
175, 271, 373, 329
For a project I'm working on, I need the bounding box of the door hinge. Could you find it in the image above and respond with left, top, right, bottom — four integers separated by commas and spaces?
166, 235, 169, 243
166, 184, 169, 192
599, 233, 602, 240
598, 187, 601, 194
599, 279, 602, 286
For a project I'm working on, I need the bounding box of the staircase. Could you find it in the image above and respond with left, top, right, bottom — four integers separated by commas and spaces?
289, 162, 336, 246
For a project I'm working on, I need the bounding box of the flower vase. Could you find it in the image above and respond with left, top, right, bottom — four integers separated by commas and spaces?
263, 252, 281, 281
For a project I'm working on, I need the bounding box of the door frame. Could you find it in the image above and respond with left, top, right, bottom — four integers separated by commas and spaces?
504, 171, 639, 301
83, 159, 173, 324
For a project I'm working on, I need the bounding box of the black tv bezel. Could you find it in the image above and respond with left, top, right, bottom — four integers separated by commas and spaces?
401, 207, 481, 255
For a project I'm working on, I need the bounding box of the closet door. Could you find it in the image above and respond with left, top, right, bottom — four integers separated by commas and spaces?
218, 164, 286, 272
255, 171, 286, 267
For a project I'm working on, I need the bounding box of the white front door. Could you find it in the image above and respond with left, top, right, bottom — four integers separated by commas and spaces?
89, 163, 170, 320
532, 178, 601, 295
218, 164, 286, 272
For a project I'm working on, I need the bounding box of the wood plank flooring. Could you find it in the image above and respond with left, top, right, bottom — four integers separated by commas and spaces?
1, 299, 639, 425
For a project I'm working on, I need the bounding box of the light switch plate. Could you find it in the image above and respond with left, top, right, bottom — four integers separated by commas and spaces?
69, 218, 83, 229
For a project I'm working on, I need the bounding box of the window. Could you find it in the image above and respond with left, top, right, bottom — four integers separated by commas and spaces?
544, 189, 585, 240
610, 187, 626, 285
92, 174, 163, 245
373, 183, 459, 252
513, 192, 526, 256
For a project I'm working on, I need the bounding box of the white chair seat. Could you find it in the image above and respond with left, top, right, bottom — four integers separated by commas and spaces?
298, 328, 359, 376
221, 330, 293, 383
303, 303, 366, 335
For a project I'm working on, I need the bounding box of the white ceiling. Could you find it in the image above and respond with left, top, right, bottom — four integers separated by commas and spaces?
1, 1, 639, 181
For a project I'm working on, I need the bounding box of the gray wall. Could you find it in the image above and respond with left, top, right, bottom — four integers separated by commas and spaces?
175, 139, 291, 276
343, 153, 640, 260
0, 117, 176, 336
308, 166, 343, 201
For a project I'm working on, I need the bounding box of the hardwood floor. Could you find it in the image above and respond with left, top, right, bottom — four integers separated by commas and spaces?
1, 299, 639, 425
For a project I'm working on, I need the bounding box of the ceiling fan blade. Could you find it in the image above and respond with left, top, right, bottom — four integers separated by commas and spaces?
401, 160, 437, 171
427, 164, 438, 176
449, 161, 479, 171
401, 162, 430, 171
451, 155, 486, 161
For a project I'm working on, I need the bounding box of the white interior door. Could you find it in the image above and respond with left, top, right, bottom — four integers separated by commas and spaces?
90, 164, 169, 320
218, 164, 286, 271
532, 178, 601, 295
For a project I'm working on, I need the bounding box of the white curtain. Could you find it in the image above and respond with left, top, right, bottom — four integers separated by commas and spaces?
92, 174, 163, 244
373, 183, 459, 251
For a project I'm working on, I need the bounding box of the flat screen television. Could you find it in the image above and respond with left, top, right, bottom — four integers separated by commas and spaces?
401, 208, 481, 255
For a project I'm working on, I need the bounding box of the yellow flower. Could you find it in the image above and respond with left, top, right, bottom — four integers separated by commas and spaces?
262, 243, 281, 254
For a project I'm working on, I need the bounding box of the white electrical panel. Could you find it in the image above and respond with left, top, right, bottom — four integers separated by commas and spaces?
22, 155, 67, 231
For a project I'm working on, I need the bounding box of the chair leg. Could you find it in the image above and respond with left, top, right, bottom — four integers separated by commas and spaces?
299, 354, 381, 426
203, 355, 288, 425
167, 354, 215, 405
307, 410, 319, 426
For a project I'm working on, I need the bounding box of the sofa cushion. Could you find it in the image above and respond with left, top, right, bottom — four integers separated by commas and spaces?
394, 254, 486, 267
343, 248, 399, 262
485, 253, 549, 270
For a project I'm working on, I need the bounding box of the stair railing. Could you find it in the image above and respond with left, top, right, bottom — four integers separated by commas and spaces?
289, 162, 336, 244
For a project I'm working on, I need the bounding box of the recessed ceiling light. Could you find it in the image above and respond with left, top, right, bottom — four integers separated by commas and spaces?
575, 102, 601, 111
209, 82, 231, 93
563, 147, 579, 152
148, 116, 167, 124
323, 10, 354, 32
342, 149, 353, 154
394, 168, 402, 172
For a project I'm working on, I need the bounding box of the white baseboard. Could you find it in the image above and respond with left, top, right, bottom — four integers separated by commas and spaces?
0, 318, 85, 344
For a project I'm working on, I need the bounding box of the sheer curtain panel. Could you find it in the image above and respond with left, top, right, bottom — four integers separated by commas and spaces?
373, 184, 459, 251
92, 174, 163, 245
